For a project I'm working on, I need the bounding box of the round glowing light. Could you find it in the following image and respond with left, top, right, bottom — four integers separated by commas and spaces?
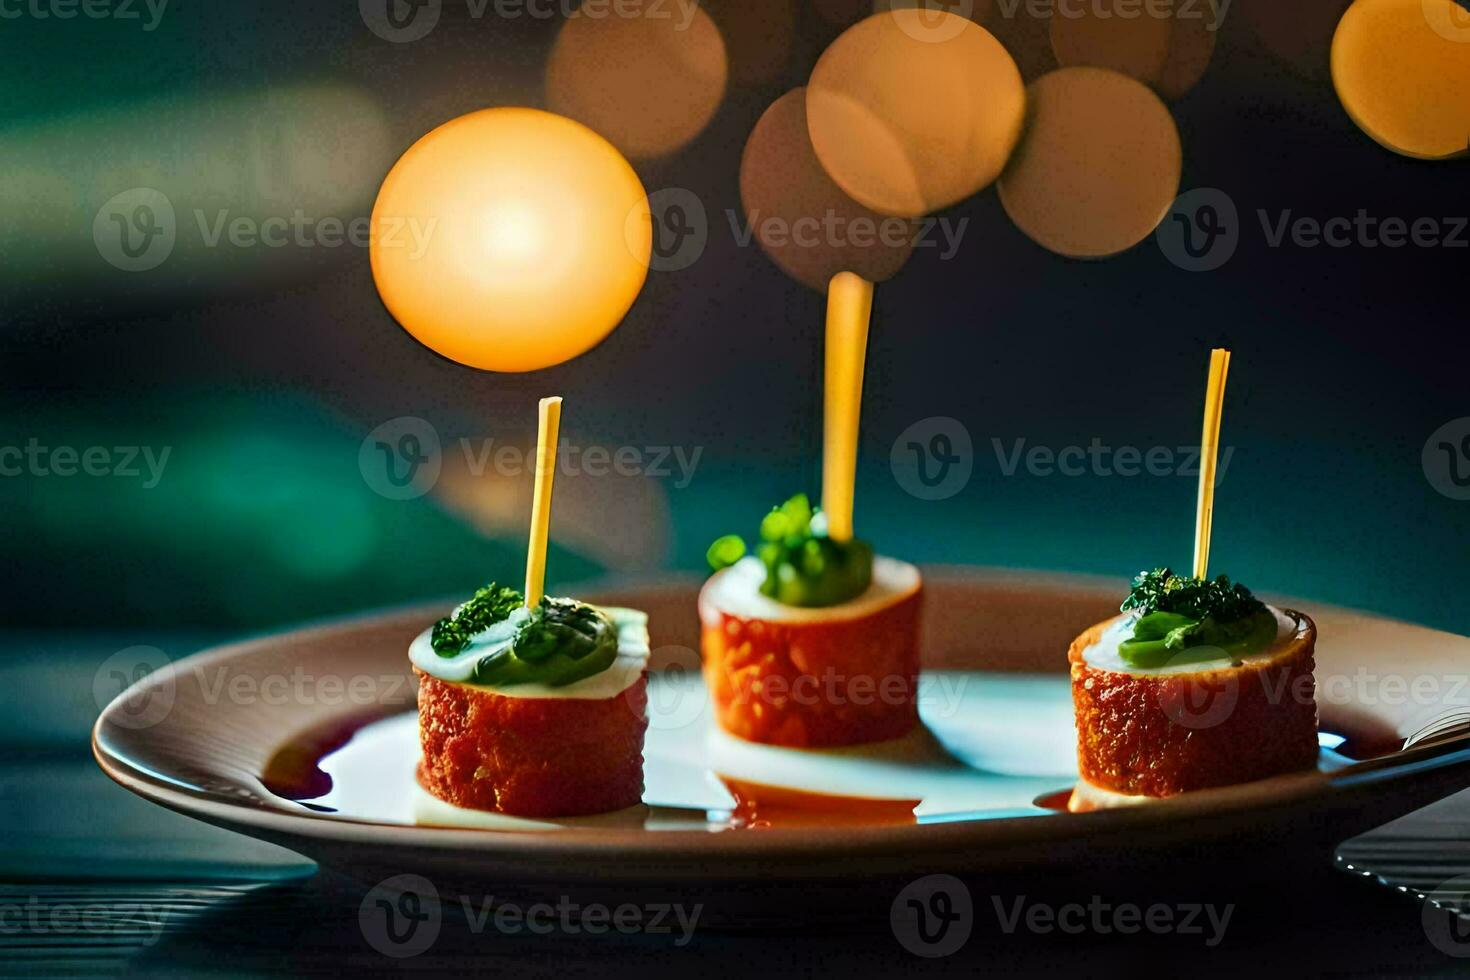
1331, 0, 1470, 160
998, 68, 1181, 259
1048, 5, 1217, 99
546, 1, 729, 159
807, 10, 1025, 217
741, 88, 916, 291
370, 108, 652, 373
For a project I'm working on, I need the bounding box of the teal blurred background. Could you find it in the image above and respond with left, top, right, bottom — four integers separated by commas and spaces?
1, 0, 1466, 637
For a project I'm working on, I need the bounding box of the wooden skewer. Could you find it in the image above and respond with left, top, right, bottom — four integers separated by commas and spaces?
1192, 349, 1231, 580
821, 272, 874, 544
523, 396, 563, 607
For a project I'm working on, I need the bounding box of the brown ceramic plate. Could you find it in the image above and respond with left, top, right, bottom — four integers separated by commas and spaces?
93, 569, 1470, 922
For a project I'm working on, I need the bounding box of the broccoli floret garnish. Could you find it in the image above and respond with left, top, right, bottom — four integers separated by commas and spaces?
706, 493, 873, 608
1121, 567, 1265, 624
431, 582, 523, 656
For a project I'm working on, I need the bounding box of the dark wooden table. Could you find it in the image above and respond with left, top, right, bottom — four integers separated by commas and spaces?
7, 632, 1470, 977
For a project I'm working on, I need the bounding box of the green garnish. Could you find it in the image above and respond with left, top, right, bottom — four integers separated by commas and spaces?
1121, 567, 1266, 622
430, 584, 620, 687
1116, 567, 1276, 668
707, 493, 873, 607
706, 534, 747, 571
476, 597, 619, 687
431, 582, 522, 655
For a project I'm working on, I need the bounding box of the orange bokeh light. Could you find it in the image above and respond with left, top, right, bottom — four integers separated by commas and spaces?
741, 88, 916, 291
1048, 4, 1216, 100
546, 1, 729, 159
806, 10, 1025, 218
998, 68, 1181, 259
370, 108, 652, 373
1332, 0, 1470, 160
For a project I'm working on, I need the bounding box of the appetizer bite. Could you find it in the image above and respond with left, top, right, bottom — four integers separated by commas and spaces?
410, 398, 650, 817
1068, 568, 1318, 811
1068, 350, 1319, 811
701, 273, 922, 748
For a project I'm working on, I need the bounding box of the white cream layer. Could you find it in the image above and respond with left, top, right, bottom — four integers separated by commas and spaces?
699, 555, 921, 625
1081, 605, 1300, 677
408, 605, 649, 699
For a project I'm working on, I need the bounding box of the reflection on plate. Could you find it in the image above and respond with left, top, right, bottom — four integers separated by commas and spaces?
271, 671, 1356, 832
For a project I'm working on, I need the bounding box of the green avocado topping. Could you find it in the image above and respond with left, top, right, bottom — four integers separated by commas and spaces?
706, 493, 873, 608
1116, 567, 1277, 668
431, 583, 619, 687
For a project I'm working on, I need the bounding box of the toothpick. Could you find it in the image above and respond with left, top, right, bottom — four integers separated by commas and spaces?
1192, 349, 1231, 580
523, 396, 562, 607
822, 271, 874, 543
